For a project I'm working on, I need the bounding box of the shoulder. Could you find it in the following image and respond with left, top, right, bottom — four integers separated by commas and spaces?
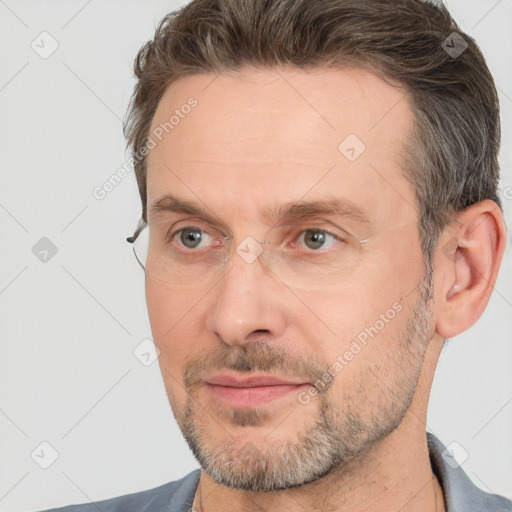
36, 469, 200, 512
427, 433, 511, 512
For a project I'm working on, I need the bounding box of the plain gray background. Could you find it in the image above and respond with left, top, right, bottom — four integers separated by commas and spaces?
1, 0, 511, 510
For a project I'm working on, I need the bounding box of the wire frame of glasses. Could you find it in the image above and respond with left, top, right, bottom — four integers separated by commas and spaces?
127, 218, 389, 289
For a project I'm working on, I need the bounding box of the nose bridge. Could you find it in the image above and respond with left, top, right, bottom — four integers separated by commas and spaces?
207, 240, 287, 345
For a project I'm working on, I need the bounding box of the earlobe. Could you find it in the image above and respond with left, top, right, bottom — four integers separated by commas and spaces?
436, 200, 506, 339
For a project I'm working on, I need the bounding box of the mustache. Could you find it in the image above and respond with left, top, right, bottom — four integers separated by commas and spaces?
183, 341, 330, 392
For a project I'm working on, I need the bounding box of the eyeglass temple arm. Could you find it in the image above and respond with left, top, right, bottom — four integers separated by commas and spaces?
126, 217, 147, 244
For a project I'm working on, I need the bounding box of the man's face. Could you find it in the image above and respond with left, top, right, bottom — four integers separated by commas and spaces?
145, 67, 435, 491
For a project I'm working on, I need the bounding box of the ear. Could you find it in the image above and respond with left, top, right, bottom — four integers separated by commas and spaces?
435, 200, 506, 339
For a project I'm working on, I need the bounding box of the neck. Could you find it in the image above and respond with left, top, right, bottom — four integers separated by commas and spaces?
192, 422, 445, 512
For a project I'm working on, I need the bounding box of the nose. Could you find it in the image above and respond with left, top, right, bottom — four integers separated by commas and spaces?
206, 246, 288, 347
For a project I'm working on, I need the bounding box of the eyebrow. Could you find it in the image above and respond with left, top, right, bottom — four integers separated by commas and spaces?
148, 194, 370, 225
263, 199, 370, 224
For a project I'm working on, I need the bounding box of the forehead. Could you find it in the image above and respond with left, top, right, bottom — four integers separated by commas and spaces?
147, 66, 417, 228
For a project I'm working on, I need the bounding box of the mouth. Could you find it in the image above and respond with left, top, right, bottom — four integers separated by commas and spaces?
203, 373, 310, 407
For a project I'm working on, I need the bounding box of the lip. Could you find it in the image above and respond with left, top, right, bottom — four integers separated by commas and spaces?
203, 373, 310, 407
204, 373, 308, 387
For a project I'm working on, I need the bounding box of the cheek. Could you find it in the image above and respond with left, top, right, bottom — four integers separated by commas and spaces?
293, 274, 409, 377
145, 280, 173, 340
312, 296, 408, 400
145, 281, 208, 372
299, 279, 394, 338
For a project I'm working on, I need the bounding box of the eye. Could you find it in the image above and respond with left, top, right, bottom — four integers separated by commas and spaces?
174, 227, 215, 249
298, 229, 340, 251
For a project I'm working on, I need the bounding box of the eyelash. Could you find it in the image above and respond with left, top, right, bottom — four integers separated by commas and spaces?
168, 226, 347, 251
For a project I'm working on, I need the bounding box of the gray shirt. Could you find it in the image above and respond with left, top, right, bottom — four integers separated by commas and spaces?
39, 434, 511, 511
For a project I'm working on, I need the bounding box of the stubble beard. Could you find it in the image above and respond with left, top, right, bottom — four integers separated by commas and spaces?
171, 268, 434, 492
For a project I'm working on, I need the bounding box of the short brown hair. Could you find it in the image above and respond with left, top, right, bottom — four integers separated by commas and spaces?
124, 0, 501, 259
